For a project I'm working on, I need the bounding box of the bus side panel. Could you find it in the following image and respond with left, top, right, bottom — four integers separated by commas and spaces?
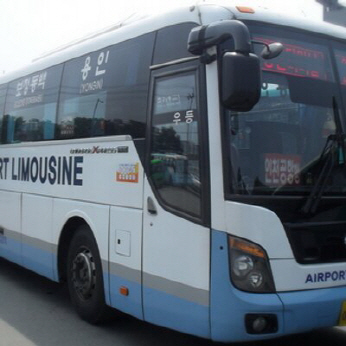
21, 194, 55, 281
109, 206, 143, 319
52, 199, 110, 301
0, 190, 21, 265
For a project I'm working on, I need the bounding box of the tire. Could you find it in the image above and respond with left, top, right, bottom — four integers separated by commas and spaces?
67, 225, 109, 324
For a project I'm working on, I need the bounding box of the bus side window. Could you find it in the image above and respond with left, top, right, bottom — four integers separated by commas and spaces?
153, 23, 197, 65
57, 33, 155, 140
0, 85, 6, 144
149, 71, 202, 218
4, 65, 62, 143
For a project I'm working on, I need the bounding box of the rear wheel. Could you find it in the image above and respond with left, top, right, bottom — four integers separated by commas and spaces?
67, 225, 109, 324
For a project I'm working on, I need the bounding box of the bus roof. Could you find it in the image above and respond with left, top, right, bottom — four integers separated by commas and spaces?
1, 1, 346, 84
226, 2, 346, 39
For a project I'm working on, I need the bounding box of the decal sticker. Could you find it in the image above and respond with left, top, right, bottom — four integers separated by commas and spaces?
305, 270, 346, 284
70, 146, 128, 155
80, 50, 110, 94
0, 155, 84, 186
264, 153, 301, 187
116, 163, 139, 183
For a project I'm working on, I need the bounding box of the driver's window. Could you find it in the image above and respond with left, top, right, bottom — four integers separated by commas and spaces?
149, 71, 202, 217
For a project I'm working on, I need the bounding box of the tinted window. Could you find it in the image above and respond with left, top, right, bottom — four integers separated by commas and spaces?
4, 65, 62, 143
57, 33, 155, 139
225, 26, 345, 196
0, 85, 7, 143
333, 43, 346, 111
153, 23, 196, 65
150, 71, 202, 217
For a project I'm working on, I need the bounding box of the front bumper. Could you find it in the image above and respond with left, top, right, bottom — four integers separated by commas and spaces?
211, 230, 346, 342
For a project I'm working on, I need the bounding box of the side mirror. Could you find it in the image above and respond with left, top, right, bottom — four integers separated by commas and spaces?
187, 20, 265, 111
261, 42, 284, 60
221, 52, 261, 111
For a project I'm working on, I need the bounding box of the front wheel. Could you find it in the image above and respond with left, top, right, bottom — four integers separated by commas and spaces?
67, 225, 109, 324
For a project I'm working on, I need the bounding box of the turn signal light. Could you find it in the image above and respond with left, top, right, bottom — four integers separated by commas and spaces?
229, 237, 266, 259
236, 6, 255, 14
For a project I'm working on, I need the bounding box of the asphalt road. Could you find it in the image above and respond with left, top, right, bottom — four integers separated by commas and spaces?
0, 257, 346, 346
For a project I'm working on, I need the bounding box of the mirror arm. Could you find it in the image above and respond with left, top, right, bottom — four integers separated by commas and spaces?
200, 51, 217, 64
251, 40, 274, 59
252, 40, 284, 60
188, 20, 252, 56
252, 40, 270, 51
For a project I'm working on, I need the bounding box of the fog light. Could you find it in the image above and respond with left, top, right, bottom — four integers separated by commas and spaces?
252, 316, 267, 333
245, 314, 278, 334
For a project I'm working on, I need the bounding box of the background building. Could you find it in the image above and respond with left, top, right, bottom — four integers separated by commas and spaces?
316, 0, 346, 26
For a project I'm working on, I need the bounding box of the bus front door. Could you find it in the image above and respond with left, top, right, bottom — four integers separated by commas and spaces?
142, 62, 211, 338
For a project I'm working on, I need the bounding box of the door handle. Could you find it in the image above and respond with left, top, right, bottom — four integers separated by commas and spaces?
147, 197, 157, 215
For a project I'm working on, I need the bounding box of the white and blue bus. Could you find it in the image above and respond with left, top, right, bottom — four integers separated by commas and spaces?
1, 2, 346, 342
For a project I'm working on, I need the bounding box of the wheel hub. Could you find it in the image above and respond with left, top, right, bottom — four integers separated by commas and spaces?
71, 248, 96, 300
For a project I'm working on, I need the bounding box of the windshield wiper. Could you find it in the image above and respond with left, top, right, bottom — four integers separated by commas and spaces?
301, 98, 346, 215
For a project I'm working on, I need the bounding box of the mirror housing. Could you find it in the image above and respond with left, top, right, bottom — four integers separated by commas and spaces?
188, 20, 262, 111
261, 42, 284, 60
221, 52, 261, 111
188, 20, 252, 56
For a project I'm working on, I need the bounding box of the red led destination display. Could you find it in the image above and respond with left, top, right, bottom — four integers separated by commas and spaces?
335, 52, 346, 85
254, 36, 333, 81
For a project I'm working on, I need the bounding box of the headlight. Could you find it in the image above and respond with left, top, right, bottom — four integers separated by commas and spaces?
228, 236, 275, 293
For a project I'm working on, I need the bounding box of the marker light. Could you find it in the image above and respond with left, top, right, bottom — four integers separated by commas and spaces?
228, 236, 275, 293
120, 286, 129, 296
236, 6, 255, 14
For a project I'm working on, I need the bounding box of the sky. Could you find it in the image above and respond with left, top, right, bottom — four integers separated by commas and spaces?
0, 0, 325, 74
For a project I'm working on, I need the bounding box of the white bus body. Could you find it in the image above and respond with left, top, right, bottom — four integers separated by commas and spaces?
1, 2, 346, 342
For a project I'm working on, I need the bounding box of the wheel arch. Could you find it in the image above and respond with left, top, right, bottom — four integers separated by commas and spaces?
57, 216, 92, 282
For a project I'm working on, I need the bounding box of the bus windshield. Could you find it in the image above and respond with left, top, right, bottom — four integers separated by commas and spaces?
225, 25, 346, 197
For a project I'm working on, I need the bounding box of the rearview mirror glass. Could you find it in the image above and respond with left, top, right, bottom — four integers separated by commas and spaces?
221, 52, 261, 112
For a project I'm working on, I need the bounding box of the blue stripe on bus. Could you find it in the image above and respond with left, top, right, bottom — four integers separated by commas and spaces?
1, 237, 210, 340
0, 237, 21, 266
108, 273, 143, 320
142, 285, 210, 339
21, 242, 56, 281
7, 230, 345, 342
107, 272, 210, 338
